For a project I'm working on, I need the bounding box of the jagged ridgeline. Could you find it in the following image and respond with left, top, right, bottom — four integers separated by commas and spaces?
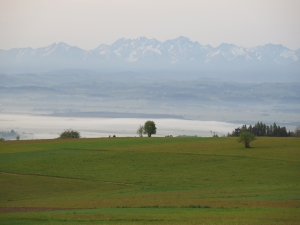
0, 37, 299, 77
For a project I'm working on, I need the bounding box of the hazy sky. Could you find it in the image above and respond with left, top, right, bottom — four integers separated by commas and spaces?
0, 0, 299, 50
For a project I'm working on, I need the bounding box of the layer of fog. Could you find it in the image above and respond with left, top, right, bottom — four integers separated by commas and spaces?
1, 71, 299, 138
0, 114, 242, 140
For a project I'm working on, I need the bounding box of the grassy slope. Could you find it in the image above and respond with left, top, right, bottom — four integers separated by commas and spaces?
0, 137, 299, 224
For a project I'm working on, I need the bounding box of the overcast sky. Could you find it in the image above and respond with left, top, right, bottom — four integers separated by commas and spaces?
0, 0, 299, 50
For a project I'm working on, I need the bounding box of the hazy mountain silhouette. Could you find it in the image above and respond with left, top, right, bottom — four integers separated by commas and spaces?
0, 37, 299, 75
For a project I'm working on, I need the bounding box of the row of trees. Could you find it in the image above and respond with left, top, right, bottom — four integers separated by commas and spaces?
230, 122, 294, 137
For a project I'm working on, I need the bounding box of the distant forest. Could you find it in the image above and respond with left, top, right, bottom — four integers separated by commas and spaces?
230, 122, 294, 137
0, 130, 19, 139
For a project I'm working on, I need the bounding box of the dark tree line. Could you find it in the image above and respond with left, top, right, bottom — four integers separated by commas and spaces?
230, 122, 293, 137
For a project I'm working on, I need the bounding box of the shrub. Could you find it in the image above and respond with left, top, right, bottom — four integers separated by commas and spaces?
238, 131, 256, 148
59, 129, 80, 139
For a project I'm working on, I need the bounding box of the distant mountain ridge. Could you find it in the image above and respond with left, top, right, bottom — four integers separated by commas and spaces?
0, 36, 299, 74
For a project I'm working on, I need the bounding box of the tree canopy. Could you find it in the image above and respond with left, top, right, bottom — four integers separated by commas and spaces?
136, 125, 144, 137
238, 131, 256, 148
59, 129, 80, 139
143, 121, 157, 137
230, 122, 292, 137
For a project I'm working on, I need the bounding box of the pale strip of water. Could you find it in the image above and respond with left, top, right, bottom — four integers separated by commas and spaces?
0, 114, 241, 140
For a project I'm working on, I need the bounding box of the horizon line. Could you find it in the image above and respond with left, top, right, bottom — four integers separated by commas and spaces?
1, 36, 299, 51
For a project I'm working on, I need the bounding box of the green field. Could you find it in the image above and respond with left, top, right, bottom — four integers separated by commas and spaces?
0, 137, 299, 224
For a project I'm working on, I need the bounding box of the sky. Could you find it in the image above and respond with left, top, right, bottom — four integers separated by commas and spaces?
0, 0, 299, 50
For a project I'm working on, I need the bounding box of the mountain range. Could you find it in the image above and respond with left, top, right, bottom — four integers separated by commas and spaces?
0, 36, 299, 74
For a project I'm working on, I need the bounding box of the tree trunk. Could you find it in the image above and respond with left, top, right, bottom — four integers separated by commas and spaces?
148, 133, 151, 137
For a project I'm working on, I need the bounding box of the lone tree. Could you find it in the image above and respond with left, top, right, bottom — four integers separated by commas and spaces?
136, 125, 144, 137
294, 125, 300, 137
143, 120, 157, 137
238, 131, 256, 148
59, 129, 80, 139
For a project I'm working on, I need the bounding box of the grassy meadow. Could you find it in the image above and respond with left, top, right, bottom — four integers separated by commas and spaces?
0, 137, 299, 224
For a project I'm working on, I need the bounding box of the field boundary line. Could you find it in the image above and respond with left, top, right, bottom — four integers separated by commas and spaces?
0, 171, 141, 186
0, 207, 90, 213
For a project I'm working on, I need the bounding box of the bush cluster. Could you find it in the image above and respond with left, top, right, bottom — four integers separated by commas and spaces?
59, 129, 80, 139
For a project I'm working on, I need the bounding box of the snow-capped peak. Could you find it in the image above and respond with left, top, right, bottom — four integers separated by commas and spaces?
0, 37, 298, 73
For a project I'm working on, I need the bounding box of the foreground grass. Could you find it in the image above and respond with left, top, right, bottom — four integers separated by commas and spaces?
1, 207, 299, 225
0, 137, 299, 224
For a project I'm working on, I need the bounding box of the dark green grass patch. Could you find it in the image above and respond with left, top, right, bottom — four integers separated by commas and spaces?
1, 207, 299, 225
